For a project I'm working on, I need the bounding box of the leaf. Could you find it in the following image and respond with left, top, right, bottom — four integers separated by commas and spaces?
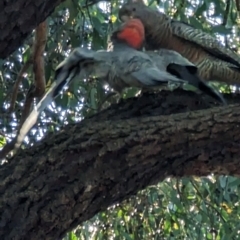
211, 25, 232, 35
23, 47, 31, 64
92, 28, 104, 50
45, 64, 52, 83
90, 87, 97, 110
0, 134, 6, 147
219, 176, 227, 188
55, 93, 69, 109
188, 17, 205, 30
62, 0, 79, 24
68, 231, 78, 240
91, 16, 104, 36
69, 33, 80, 48
195, 2, 207, 17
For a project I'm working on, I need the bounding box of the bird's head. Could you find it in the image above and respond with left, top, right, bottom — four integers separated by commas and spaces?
111, 18, 145, 50
118, 1, 150, 23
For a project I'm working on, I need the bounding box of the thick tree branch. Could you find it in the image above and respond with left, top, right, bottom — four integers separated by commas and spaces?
0, 0, 63, 59
0, 90, 239, 239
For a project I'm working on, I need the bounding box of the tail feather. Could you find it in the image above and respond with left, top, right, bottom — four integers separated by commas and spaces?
167, 63, 227, 105
14, 49, 91, 150
131, 68, 187, 86
198, 81, 227, 105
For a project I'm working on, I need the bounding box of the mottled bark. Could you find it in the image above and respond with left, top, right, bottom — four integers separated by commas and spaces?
0, 90, 240, 240
0, 0, 64, 59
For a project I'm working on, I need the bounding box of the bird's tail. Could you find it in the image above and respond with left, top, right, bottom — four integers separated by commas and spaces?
167, 63, 227, 105
14, 47, 96, 150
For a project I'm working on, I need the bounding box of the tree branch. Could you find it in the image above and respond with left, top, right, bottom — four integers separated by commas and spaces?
0, 89, 239, 239
0, 0, 63, 59
0, 21, 48, 160
18, 21, 47, 126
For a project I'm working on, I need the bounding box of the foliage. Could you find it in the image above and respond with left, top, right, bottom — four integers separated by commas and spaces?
64, 176, 240, 239
0, 0, 240, 238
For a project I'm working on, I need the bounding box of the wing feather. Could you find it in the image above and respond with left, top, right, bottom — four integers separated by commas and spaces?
171, 20, 240, 67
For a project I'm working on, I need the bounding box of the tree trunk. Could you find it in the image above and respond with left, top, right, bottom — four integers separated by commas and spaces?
0, 0, 64, 59
0, 90, 239, 240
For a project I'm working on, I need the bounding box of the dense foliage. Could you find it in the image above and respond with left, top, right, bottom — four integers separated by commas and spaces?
0, 0, 240, 239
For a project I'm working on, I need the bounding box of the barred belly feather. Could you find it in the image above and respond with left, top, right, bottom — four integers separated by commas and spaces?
119, 2, 240, 84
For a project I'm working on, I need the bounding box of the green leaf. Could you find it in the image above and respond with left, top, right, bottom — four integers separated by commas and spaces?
68, 231, 78, 240
45, 64, 52, 83
211, 25, 232, 35
55, 93, 69, 109
0, 134, 6, 147
195, 3, 207, 17
90, 87, 97, 110
188, 17, 204, 30
91, 16, 104, 36
23, 47, 31, 64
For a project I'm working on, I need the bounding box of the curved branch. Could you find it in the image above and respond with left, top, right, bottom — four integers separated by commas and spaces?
0, 0, 62, 59
0, 90, 239, 239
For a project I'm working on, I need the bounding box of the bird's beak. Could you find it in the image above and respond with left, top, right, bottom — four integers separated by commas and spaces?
120, 15, 133, 22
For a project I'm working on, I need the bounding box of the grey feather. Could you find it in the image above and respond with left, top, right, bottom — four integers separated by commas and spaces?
131, 68, 186, 86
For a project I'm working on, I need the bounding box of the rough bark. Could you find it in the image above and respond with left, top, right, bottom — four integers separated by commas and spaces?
0, 89, 240, 240
0, 0, 64, 59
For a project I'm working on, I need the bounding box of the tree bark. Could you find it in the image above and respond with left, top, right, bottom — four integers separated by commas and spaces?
0, 0, 64, 59
0, 90, 239, 240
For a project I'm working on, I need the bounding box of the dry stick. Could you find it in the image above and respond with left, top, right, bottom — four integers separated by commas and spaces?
18, 21, 47, 126
0, 21, 48, 161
